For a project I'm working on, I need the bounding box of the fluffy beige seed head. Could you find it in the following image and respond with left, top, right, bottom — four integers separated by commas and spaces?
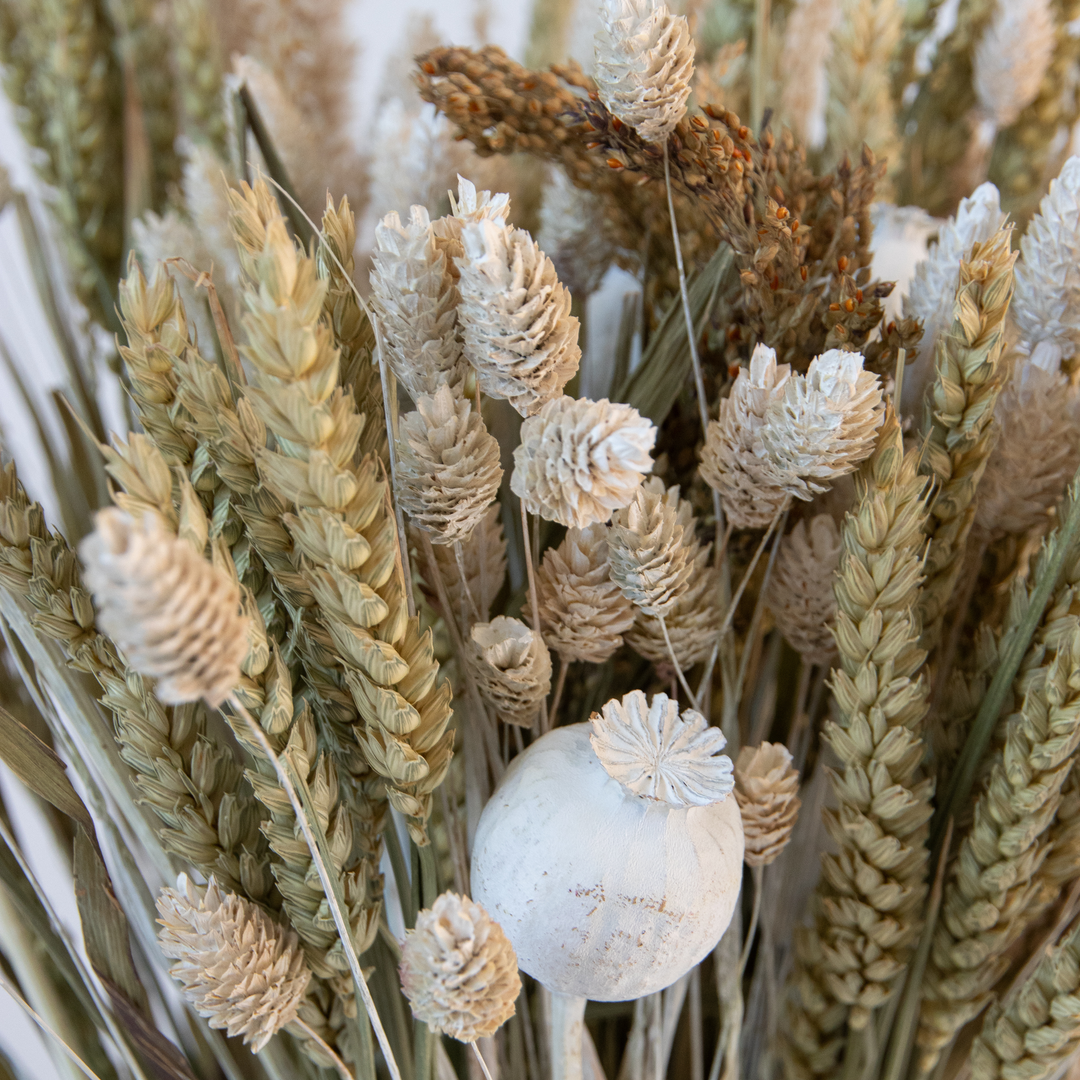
511, 395, 656, 528
593, 0, 695, 145
1013, 156, 1080, 373
766, 515, 843, 665
455, 218, 580, 416
733, 743, 801, 866
397, 384, 503, 545
626, 543, 720, 671
80, 509, 248, 706
760, 349, 885, 501
700, 344, 793, 530
525, 524, 635, 664
156, 875, 311, 1052
400, 891, 520, 1042
975, 365, 1080, 540
370, 204, 467, 400
468, 616, 552, 727
608, 478, 695, 617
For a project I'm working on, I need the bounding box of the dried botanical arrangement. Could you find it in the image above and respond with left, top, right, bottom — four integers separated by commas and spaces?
3, 1, 1080, 1080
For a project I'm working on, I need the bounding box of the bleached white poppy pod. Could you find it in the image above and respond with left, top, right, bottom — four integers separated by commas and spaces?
472, 690, 742, 999
594, 0, 696, 145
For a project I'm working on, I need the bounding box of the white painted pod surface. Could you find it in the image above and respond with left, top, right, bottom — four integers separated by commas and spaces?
471, 720, 744, 1001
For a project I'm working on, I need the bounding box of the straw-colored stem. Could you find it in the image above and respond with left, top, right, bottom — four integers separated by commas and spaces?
690, 966, 704, 1080
0, 973, 104, 1080
520, 500, 549, 732
227, 696, 400, 1080
294, 1019, 355, 1080
471, 1041, 497, 1080
659, 612, 701, 711
455, 540, 480, 624
696, 506, 785, 701
739, 864, 765, 977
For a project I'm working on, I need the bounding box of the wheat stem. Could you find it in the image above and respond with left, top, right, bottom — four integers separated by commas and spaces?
294, 1019, 355, 1080
227, 696, 400, 1080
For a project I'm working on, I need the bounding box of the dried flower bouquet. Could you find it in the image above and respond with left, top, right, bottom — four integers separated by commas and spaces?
1, 1, 1080, 1080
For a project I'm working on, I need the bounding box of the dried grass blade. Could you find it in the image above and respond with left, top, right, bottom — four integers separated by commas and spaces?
616, 245, 733, 423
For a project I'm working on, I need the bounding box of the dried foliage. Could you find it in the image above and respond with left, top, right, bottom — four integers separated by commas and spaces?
7, 6, 1080, 1080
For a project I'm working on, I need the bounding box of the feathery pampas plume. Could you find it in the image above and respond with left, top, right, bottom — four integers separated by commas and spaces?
396, 385, 503, 545
700, 345, 884, 529
80, 509, 249, 707
766, 514, 842, 666
400, 892, 520, 1042
511, 395, 656, 528
468, 616, 552, 727
593, 0, 695, 145
525, 524, 635, 664
1012, 155, 1080, 373
608, 478, 695, 617
973, 0, 1055, 134
734, 743, 802, 867
157, 875, 311, 1052
779, 0, 841, 149
456, 218, 581, 416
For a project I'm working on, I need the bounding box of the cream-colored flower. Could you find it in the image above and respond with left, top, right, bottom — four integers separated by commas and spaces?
733, 743, 801, 866
400, 891, 520, 1042
537, 168, 613, 299
766, 514, 843, 666
397, 385, 503, 545
902, 182, 1005, 409
608, 479, 696, 617
370, 204, 466, 400
759, 349, 885, 501
468, 616, 552, 727
700, 343, 793, 530
593, 0, 695, 144
525, 524, 635, 664
80, 509, 248, 707
511, 395, 656, 528
590, 690, 734, 808
456, 218, 580, 416
157, 875, 311, 1052
625, 544, 720, 671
